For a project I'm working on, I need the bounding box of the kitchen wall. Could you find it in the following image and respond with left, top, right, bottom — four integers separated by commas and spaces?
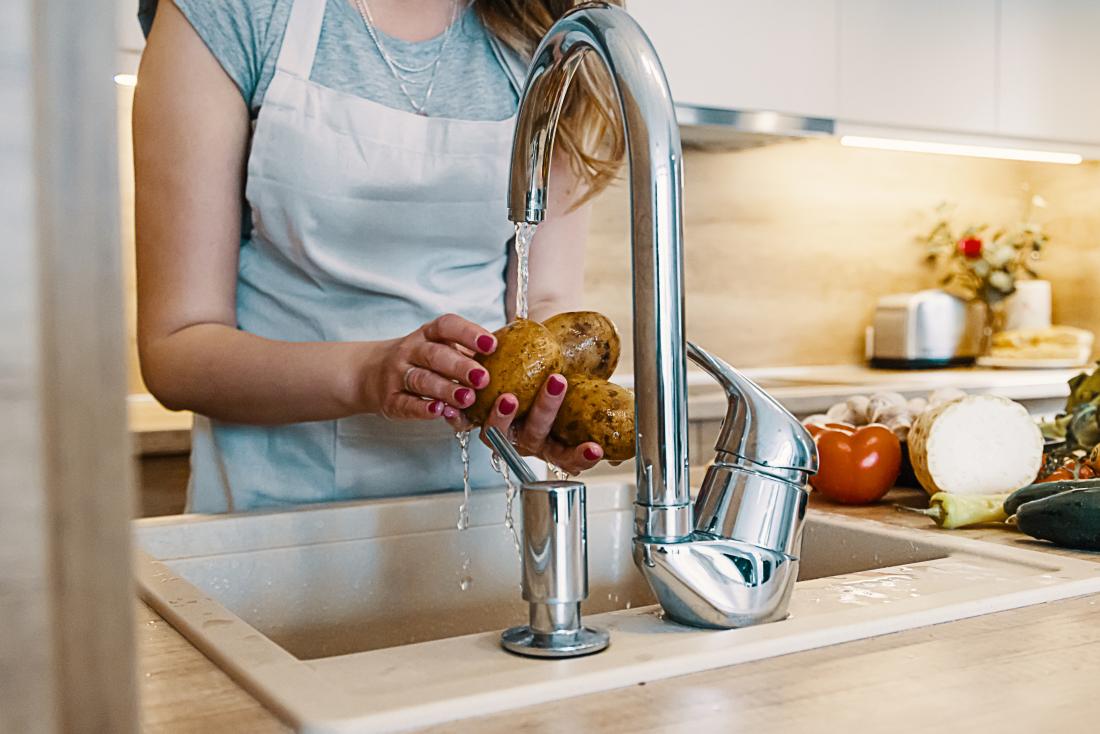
1020, 160, 1100, 342
586, 139, 1100, 370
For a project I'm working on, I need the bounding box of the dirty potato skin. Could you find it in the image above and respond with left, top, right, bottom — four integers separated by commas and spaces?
466, 319, 564, 426
551, 378, 636, 461
543, 311, 621, 380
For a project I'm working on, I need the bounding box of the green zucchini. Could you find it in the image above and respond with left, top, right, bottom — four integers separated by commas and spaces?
1016, 488, 1100, 551
1003, 479, 1100, 516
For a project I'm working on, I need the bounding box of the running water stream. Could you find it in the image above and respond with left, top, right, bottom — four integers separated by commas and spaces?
455, 430, 472, 531
456, 224, 541, 575
513, 222, 536, 320
490, 453, 521, 559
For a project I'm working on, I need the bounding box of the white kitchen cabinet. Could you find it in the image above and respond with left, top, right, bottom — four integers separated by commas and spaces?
838, 0, 998, 134
628, 0, 839, 118
999, 0, 1100, 144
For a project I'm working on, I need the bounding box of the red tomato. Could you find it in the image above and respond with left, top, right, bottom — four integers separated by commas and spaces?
810, 424, 902, 505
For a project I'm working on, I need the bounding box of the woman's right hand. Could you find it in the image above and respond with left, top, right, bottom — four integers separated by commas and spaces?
361, 314, 497, 421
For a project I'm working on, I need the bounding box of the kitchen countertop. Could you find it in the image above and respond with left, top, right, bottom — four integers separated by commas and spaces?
137, 486, 1100, 733
129, 394, 192, 456
687, 363, 1079, 421
128, 363, 1082, 455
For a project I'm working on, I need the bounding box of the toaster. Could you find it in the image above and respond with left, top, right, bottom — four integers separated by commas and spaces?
866, 290, 986, 369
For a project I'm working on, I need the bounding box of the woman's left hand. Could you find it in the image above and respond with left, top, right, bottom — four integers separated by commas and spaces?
452, 373, 604, 475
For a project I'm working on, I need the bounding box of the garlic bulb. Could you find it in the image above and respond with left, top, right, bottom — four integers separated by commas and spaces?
845, 395, 873, 424
808, 388, 970, 443
907, 397, 929, 416
868, 392, 907, 423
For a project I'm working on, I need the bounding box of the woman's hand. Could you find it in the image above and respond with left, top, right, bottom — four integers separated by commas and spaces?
362, 314, 497, 421
473, 374, 605, 475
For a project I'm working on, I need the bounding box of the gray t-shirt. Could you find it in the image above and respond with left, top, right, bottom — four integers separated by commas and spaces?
167, 0, 518, 120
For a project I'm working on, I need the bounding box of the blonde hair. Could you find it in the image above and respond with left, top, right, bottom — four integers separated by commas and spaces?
476, 0, 626, 205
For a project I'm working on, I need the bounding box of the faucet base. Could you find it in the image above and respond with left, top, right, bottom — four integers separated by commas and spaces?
501, 625, 610, 659
633, 536, 799, 629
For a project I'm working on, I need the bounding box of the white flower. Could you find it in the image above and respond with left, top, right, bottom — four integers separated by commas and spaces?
989, 270, 1013, 292
986, 244, 1015, 267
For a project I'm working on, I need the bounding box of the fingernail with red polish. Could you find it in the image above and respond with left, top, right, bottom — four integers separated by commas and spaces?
498, 396, 518, 416
547, 374, 566, 397
476, 335, 496, 354
455, 388, 473, 406
469, 368, 488, 388
428, 400, 444, 416
584, 447, 602, 462
443, 406, 458, 419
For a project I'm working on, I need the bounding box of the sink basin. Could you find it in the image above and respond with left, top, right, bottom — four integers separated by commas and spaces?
135, 481, 1100, 733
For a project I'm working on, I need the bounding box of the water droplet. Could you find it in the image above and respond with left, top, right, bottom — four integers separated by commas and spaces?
459, 576, 472, 591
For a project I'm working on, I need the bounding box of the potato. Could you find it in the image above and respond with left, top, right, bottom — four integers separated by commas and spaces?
543, 311, 621, 380
551, 378, 636, 461
466, 319, 564, 426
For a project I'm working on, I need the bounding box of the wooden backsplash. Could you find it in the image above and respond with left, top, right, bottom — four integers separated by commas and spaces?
118, 91, 1100, 392
585, 139, 1100, 370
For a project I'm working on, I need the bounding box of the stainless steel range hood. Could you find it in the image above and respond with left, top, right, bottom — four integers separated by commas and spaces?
676, 104, 835, 150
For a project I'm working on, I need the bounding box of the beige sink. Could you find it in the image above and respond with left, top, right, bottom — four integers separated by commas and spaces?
135, 482, 1100, 733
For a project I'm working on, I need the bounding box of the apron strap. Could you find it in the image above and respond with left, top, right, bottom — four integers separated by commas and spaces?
486, 33, 529, 97
275, 0, 326, 79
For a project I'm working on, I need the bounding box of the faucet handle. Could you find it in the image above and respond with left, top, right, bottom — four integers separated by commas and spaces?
687, 342, 818, 476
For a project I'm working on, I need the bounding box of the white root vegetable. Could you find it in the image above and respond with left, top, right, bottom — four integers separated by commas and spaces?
907, 395, 1042, 496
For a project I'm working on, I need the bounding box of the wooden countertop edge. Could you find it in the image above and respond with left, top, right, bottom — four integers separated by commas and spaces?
137, 486, 1100, 733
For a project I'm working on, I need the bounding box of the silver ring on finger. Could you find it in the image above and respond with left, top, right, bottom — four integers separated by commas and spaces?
402, 366, 418, 394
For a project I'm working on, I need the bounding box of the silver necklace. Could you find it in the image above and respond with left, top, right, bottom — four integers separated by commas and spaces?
353, 0, 460, 115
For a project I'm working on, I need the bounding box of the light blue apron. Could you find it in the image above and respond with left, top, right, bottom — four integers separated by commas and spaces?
187, 0, 528, 512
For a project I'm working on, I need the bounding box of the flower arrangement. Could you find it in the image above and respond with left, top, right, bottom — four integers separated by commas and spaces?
919, 196, 1048, 306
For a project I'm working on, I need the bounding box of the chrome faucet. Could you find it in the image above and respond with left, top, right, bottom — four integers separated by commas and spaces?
507, 3, 818, 629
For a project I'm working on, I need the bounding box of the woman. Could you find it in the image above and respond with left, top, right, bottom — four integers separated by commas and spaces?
133, 0, 624, 512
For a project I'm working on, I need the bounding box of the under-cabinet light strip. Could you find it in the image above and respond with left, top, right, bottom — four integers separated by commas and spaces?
840, 135, 1082, 165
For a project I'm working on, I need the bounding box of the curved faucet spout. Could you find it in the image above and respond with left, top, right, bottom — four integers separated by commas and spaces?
507, 2, 691, 542
508, 4, 812, 630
